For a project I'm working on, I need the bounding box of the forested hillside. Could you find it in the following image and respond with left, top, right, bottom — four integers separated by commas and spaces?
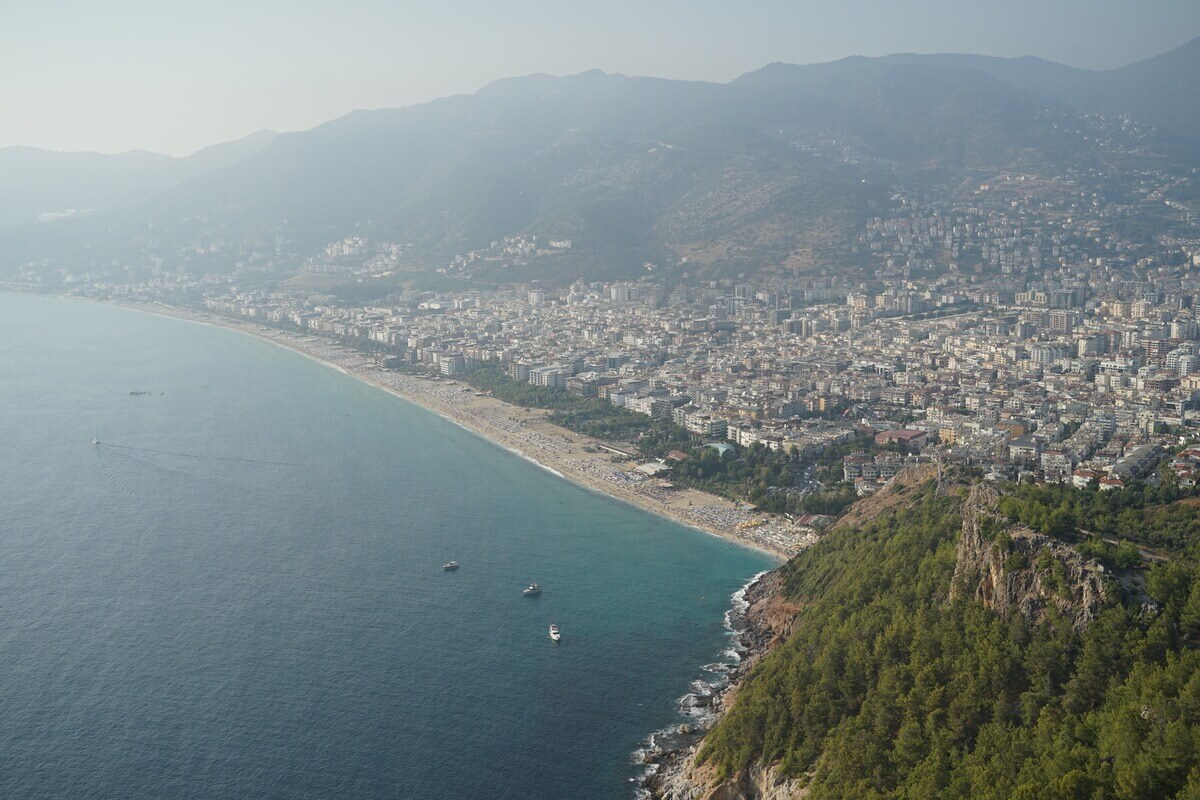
693, 480, 1200, 799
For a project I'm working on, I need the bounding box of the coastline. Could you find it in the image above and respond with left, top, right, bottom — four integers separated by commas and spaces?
85, 298, 811, 560
638, 569, 793, 799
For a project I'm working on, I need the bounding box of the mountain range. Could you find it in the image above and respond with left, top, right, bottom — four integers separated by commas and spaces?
4, 36, 1199, 283
0, 131, 277, 229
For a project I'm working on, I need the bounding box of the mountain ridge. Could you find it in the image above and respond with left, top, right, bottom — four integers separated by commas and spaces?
5, 35, 1199, 282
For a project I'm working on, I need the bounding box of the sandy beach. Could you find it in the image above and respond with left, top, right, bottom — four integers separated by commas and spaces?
103, 300, 814, 559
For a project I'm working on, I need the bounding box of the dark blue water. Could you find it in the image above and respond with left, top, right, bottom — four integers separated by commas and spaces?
0, 293, 772, 799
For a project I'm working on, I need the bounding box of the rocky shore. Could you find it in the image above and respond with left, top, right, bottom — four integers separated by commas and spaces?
638, 569, 803, 800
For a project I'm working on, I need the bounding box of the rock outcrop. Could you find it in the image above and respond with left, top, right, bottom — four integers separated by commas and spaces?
650, 760, 806, 800
950, 483, 1107, 628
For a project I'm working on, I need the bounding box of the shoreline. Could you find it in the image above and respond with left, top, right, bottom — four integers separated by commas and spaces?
632, 569, 768, 788
81, 297, 812, 560
638, 569, 788, 799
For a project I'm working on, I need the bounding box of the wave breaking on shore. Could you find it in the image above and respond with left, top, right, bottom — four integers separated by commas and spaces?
630, 570, 770, 796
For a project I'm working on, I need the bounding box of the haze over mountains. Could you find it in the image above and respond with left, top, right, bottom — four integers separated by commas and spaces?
884, 34, 1200, 143
0, 131, 277, 229
5, 36, 1199, 283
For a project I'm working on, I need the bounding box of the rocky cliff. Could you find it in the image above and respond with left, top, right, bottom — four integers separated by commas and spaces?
950, 483, 1107, 628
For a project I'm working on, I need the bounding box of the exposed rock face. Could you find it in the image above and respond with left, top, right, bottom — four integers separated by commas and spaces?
829, 464, 939, 533
651, 761, 806, 800
950, 483, 1107, 628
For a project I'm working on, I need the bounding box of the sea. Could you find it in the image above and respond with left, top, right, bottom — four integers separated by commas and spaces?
0, 292, 773, 800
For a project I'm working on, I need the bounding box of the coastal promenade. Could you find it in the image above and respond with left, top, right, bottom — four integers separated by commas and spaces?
113, 302, 811, 559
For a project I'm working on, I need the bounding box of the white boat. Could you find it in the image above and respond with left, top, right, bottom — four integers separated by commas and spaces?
523, 583, 541, 596
443, 561, 459, 571
549, 624, 561, 642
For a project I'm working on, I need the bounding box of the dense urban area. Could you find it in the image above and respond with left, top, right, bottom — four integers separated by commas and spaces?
12, 130, 1200, 558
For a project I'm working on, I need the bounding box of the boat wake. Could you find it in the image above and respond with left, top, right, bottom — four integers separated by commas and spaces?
94, 443, 211, 483
96, 441, 296, 468
629, 570, 768, 795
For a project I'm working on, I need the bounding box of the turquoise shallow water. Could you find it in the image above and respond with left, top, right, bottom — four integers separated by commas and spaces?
0, 293, 772, 799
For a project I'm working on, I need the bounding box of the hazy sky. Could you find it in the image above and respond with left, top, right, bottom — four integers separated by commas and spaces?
3, 0, 1199, 156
